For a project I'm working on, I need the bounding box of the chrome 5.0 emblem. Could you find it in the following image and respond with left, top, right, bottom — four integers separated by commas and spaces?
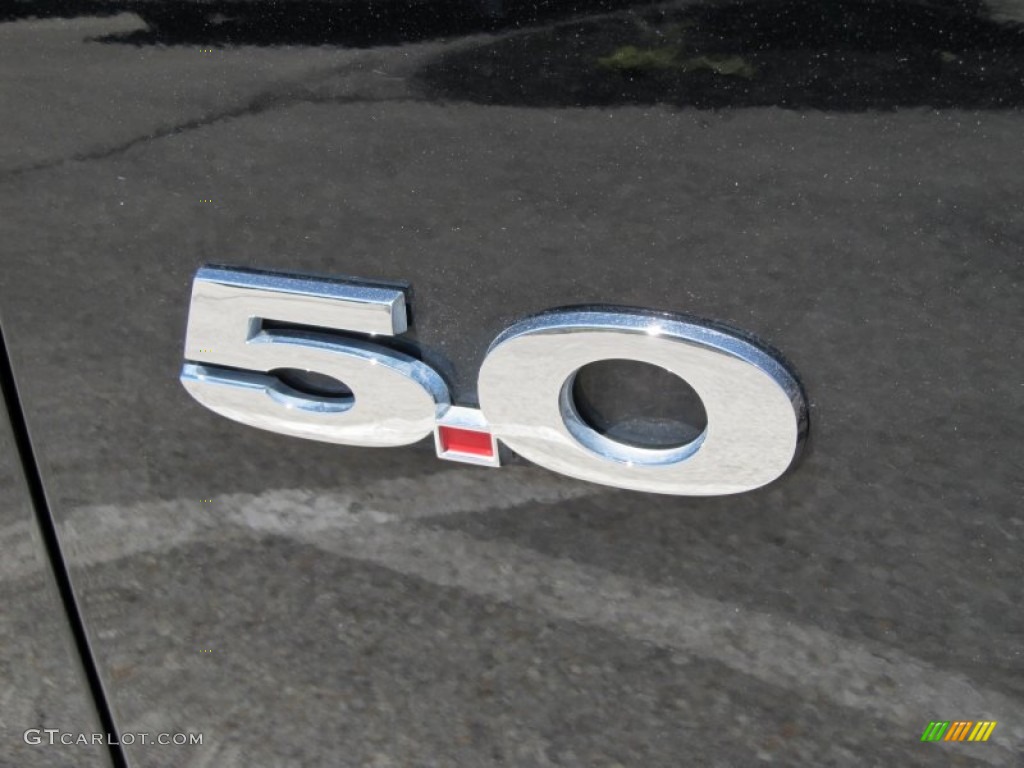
181, 266, 808, 496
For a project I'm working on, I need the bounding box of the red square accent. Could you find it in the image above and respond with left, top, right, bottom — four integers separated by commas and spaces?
438, 426, 494, 457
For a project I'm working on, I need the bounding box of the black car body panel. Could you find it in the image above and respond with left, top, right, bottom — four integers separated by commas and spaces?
0, 1, 1021, 765
0, 370, 110, 766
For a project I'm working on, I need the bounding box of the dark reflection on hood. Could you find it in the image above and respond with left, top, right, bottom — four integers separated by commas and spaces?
417, 0, 1024, 109
82, 0, 647, 47
10, 0, 1022, 109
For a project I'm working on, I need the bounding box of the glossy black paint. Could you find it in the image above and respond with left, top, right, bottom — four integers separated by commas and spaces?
0, 1, 1021, 765
0, 331, 112, 767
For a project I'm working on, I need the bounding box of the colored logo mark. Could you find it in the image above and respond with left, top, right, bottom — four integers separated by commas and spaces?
921, 721, 997, 742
